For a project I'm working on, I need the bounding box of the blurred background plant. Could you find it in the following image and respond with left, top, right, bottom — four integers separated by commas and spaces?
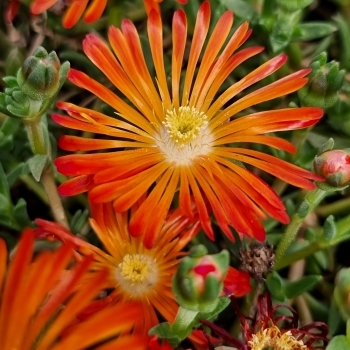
1, 0, 350, 349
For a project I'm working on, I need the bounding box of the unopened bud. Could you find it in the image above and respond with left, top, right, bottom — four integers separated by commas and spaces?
17, 47, 62, 101
314, 149, 350, 187
173, 245, 229, 313
298, 52, 345, 109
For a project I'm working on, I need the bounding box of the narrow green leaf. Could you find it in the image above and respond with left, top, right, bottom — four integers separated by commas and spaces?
266, 271, 286, 301
0, 163, 10, 199
292, 22, 337, 41
285, 275, 322, 299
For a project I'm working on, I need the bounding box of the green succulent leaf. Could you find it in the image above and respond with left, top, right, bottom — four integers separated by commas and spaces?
285, 275, 322, 299
27, 154, 49, 181
292, 22, 337, 41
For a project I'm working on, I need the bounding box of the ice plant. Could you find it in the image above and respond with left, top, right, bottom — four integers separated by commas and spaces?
0, 229, 146, 350
53, 1, 324, 248
33, 199, 202, 335
29, 0, 187, 29
201, 293, 328, 349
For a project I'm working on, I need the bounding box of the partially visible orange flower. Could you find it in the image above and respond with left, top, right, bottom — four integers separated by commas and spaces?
34, 200, 202, 335
0, 229, 146, 350
29, 0, 186, 29
54, 2, 323, 248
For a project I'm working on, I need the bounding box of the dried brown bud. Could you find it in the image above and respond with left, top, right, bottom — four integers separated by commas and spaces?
239, 242, 275, 281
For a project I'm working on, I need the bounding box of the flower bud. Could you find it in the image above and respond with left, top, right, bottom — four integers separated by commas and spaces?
172, 245, 229, 313
334, 268, 350, 320
17, 47, 68, 101
298, 52, 345, 109
314, 149, 350, 187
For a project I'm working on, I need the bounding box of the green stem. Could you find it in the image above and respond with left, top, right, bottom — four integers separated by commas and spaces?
24, 120, 69, 229
347, 319, 350, 344
40, 166, 69, 229
276, 212, 350, 269
24, 120, 46, 155
275, 188, 327, 266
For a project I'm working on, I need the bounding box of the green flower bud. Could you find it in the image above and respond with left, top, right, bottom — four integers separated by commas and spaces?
17, 47, 63, 101
298, 52, 345, 109
314, 149, 350, 187
334, 268, 350, 320
172, 245, 229, 313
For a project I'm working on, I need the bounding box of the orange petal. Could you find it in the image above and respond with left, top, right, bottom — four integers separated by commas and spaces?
83, 0, 107, 23
62, 0, 89, 29
182, 1, 211, 105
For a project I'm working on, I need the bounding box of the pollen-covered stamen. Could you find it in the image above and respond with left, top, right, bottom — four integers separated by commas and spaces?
248, 325, 307, 350
116, 254, 158, 298
163, 106, 208, 147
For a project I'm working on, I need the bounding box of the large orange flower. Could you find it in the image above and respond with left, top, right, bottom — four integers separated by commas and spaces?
54, 1, 323, 248
0, 229, 146, 350
29, 0, 186, 29
34, 200, 251, 337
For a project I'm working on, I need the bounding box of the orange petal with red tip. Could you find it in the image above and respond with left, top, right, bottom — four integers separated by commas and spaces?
207, 54, 288, 119
57, 175, 94, 196
172, 9, 187, 109
213, 68, 311, 126
84, 0, 107, 23
141, 167, 180, 249
143, 0, 160, 15
0, 230, 34, 349
148, 9, 171, 109
30, 0, 57, 14
68, 69, 154, 134
182, 1, 211, 105
214, 107, 323, 139
190, 10, 233, 106
62, 0, 89, 29
0, 240, 7, 295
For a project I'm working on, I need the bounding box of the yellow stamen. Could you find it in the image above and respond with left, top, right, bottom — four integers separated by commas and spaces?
116, 254, 157, 298
249, 325, 307, 350
119, 254, 150, 283
163, 106, 208, 147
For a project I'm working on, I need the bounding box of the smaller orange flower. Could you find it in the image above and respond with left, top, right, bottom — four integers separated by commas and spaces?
34, 200, 203, 335
0, 229, 146, 350
34, 199, 251, 347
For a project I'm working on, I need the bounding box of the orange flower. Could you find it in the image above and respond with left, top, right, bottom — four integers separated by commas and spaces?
54, 1, 323, 248
0, 229, 146, 350
34, 200, 202, 335
29, 0, 186, 29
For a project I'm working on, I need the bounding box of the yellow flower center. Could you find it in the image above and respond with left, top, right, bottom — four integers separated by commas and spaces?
248, 325, 308, 350
116, 254, 157, 298
163, 106, 208, 147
